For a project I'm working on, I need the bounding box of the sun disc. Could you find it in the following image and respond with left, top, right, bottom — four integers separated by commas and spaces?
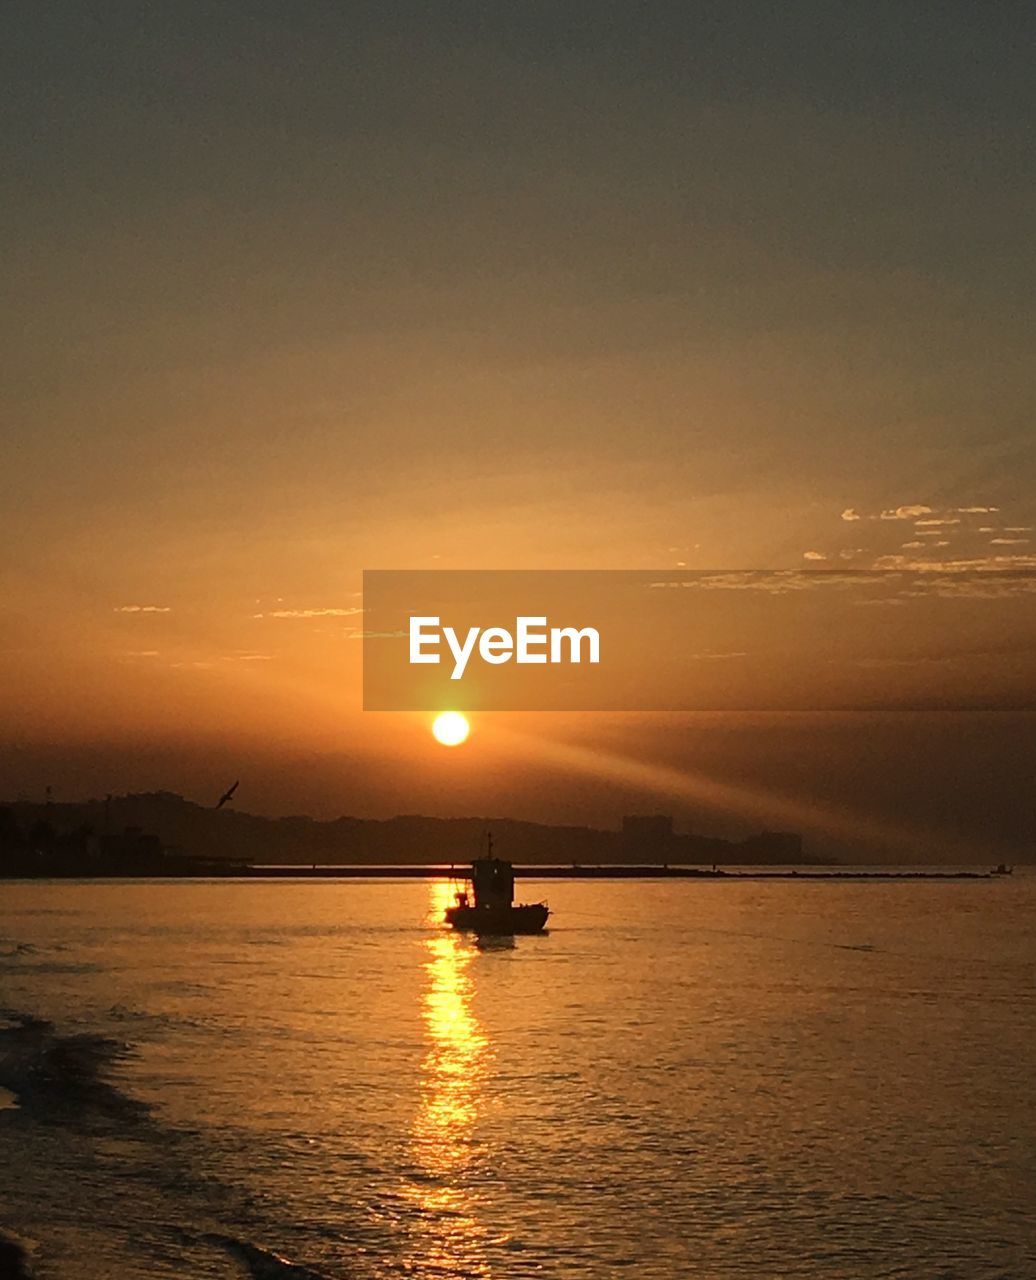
432, 711, 470, 746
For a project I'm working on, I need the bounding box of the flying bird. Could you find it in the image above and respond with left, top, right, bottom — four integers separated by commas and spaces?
215, 780, 239, 810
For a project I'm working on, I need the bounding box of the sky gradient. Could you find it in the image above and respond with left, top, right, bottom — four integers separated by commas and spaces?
2, 3, 1034, 858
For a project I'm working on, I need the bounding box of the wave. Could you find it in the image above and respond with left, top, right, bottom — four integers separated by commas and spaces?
210, 1236, 330, 1279
0, 941, 36, 959
0, 1015, 345, 1278
0, 942, 99, 977
105, 1002, 227, 1035
0, 1011, 148, 1128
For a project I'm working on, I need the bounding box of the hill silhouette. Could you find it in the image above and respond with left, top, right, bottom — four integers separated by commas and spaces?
1, 792, 819, 867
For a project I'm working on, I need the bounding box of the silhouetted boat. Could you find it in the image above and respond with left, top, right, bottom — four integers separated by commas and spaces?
445, 835, 550, 935
991, 863, 1013, 875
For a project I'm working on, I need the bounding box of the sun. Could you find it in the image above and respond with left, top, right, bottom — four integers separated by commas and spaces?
432, 711, 470, 747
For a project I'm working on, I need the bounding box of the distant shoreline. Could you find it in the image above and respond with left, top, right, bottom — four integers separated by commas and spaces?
246, 864, 993, 881
0, 864, 995, 881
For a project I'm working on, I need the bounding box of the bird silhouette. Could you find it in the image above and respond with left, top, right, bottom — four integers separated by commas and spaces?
215, 780, 239, 810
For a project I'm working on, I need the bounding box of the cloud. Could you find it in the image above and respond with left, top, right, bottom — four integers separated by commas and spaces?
902, 541, 924, 548
253, 607, 365, 619
803, 550, 827, 561
114, 605, 171, 614
880, 505, 933, 521
872, 552, 1036, 580
1004, 526, 1033, 533
848, 655, 959, 669
687, 651, 748, 660
650, 572, 874, 595
990, 537, 1030, 545
848, 504, 1007, 529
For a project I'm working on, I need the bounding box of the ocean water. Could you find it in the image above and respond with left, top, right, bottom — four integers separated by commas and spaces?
0, 875, 1033, 1279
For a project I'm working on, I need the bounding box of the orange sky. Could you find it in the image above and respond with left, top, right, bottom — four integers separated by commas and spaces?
2, 2, 1035, 859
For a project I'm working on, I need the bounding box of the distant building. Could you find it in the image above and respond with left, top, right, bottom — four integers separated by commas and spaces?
622, 814, 674, 860
100, 825, 165, 866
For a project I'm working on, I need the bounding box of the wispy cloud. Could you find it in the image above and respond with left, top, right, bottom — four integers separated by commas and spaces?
873, 551, 1036, 577
651, 572, 881, 595
880, 504, 933, 521
253, 607, 364, 619
847, 655, 960, 669
687, 651, 748, 660
114, 605, 171, 614
802, 550, 827, 561
832, 502, 1036, 573
846, 504, 1005, 528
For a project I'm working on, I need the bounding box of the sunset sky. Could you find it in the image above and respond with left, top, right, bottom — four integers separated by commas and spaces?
2, 3, 1034, 858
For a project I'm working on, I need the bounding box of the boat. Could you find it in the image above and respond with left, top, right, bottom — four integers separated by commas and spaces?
991, 863, 1013, 875
444, 835, 550, 935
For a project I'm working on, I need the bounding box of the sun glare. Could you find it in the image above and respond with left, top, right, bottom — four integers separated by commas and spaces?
432, 711, 470, 746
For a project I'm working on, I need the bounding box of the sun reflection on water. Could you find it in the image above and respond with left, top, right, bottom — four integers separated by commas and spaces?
403, 882, 494, 1276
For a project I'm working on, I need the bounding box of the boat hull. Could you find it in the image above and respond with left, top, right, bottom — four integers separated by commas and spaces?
445, 902, 549, 935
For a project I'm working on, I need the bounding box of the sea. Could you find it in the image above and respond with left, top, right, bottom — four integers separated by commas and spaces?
0, 873, 1033, 1279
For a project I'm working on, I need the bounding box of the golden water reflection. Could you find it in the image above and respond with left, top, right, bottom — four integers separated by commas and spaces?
404, 882, 494, 1276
